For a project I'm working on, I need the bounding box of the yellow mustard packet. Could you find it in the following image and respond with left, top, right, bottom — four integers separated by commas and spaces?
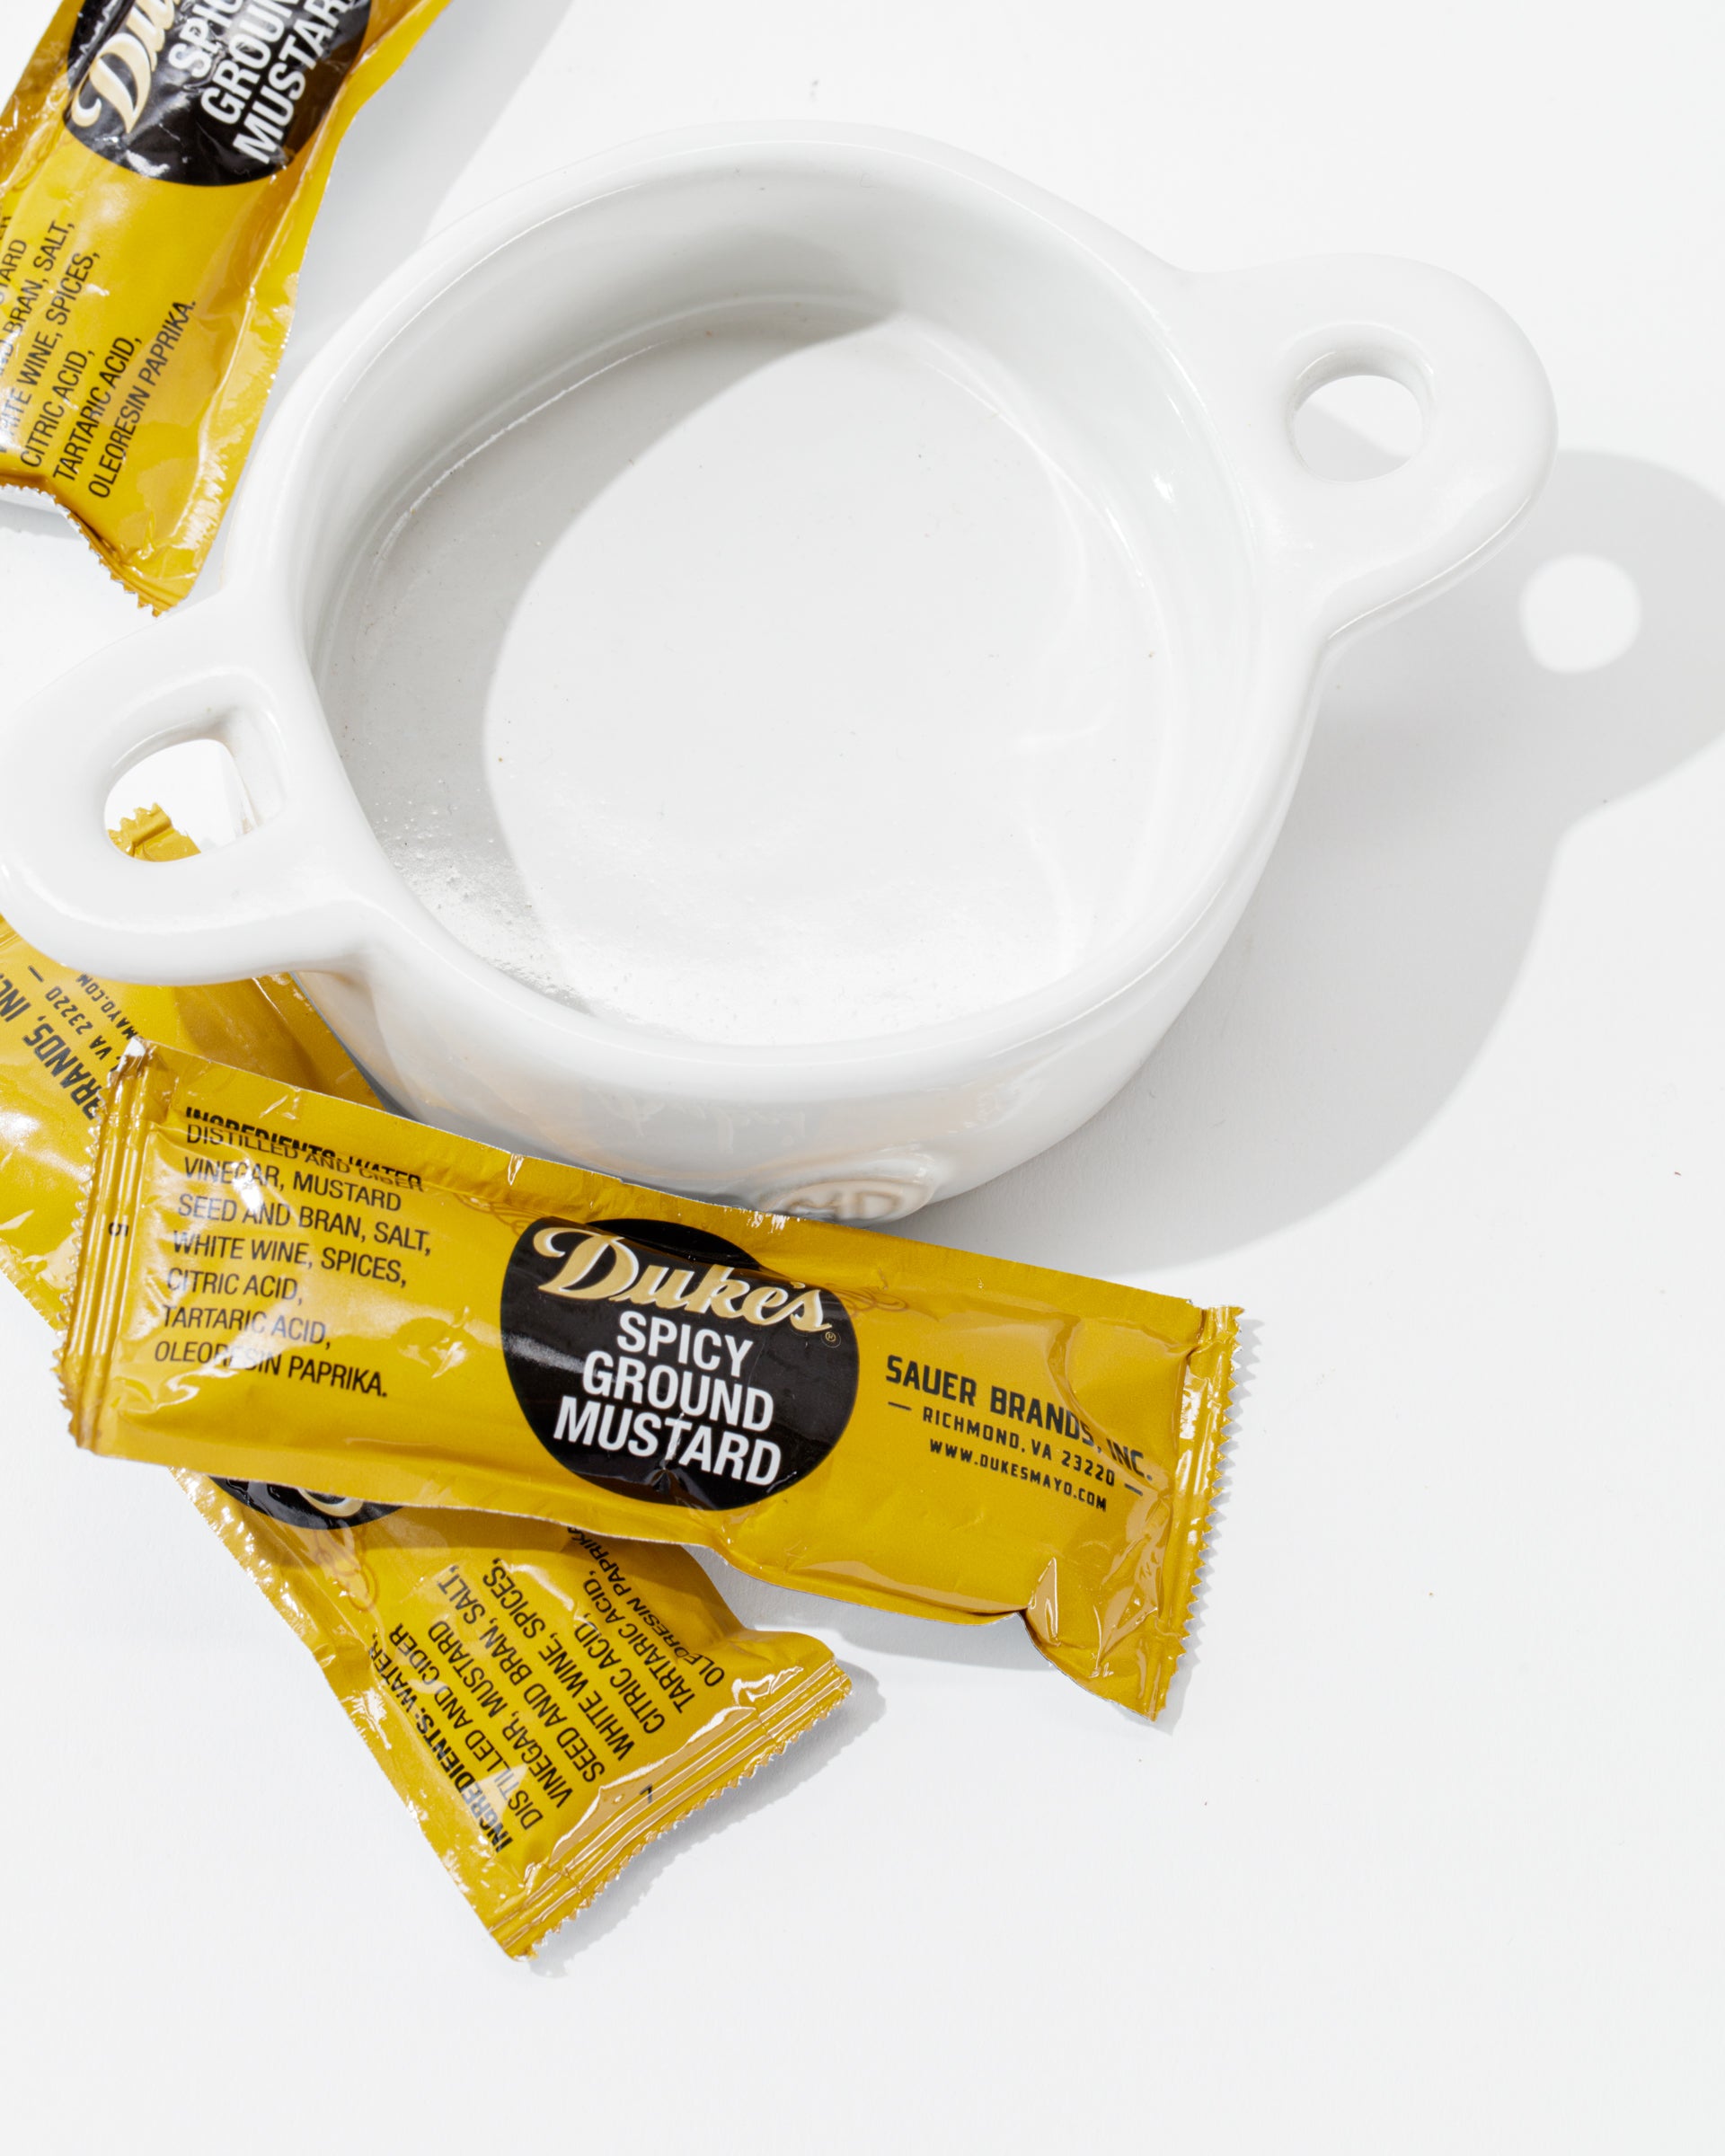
0, 814, 849, 1954
62, 1035, 1238, 1716
0, 1, 452, 610
176, 1486, 851, 1955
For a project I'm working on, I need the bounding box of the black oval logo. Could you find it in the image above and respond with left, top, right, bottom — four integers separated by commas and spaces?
501, 1217, 859, 1512
66, 2, 371, 187
212, 1479, 398, 1532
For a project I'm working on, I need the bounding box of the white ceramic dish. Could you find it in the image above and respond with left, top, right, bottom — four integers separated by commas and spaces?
0, 126, 1554, 1219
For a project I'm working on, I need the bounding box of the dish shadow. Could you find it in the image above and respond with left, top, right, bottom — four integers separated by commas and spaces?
916, 446, 1725, 1272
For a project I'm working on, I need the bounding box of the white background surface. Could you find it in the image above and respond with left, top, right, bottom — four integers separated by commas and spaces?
3, 4, 1721, 2150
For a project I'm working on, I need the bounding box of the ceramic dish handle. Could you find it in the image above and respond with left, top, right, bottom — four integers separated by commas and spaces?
1191, 254, 1556, 635
0, 599, 367, 985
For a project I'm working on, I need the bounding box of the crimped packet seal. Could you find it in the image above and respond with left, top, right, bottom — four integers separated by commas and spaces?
0, 817, 849, 1954
63, 1038, 1238, 1716
1, 2, 452, 609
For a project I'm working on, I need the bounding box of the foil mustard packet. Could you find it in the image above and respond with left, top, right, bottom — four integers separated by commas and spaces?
1, 818, 849, 1954
0, 1, 452, 610
64, 1040, 1238, 1716
175, 1486, 851, 1954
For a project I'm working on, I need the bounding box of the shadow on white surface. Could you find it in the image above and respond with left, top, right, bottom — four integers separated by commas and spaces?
0, 492, 80, 538
531, 1662, 885, 1968
920, 444, 1725, 1271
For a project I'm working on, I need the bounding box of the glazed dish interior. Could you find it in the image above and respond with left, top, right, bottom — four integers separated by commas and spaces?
299, 159, 1257, 1048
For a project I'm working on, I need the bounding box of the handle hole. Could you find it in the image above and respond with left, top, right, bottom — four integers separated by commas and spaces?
105, 739, 256, 855
1292, 370, 1424, 480
1520, 555, 1641, 674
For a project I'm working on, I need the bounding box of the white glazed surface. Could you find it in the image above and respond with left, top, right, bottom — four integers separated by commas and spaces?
323, 302, 1168, 1046
0, 125, 1555, 1215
